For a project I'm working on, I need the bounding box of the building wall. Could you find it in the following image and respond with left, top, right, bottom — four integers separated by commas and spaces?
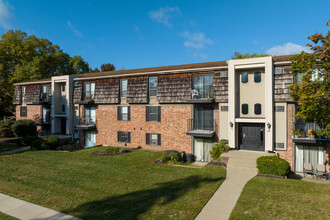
16, 105, 43, 135
276, 103, 295, 169
95, 105, 193, 153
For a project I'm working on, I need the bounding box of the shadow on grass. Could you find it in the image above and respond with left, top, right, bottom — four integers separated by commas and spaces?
61, 175, 223, 219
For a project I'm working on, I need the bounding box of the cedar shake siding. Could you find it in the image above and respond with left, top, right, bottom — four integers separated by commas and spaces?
213, 71, 228, 103
157, 74, 191, 103
126, 77, 149, 104
13, 83, 51, 105
274, 65, 294, 102
94, 79, 120, 104
73, 81, 83, 103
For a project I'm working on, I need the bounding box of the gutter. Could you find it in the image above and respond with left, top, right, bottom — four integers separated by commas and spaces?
14, 80, 51, 86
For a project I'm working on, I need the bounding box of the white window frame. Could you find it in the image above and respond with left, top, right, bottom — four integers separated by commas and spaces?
121, 79, 127, 97
149, 77, 157, 96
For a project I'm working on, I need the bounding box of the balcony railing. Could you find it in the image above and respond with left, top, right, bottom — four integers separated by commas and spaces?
187, 86, 214, 103
75, 117, 96, 130
187, 119, 217, 138
75, 91, 95, 104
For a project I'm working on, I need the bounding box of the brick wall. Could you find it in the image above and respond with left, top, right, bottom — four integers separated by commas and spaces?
94, 105, 193, 153
16, 105, 43, 135
276, 103, 295, 169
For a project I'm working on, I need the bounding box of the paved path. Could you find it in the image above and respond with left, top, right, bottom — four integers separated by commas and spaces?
0, 193, 80, 220
0, 146, 31, 155
196, 150, 274, 220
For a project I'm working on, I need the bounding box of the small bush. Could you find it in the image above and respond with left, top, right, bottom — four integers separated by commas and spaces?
104, 146, 121, 154
18, 136, 39, 146
0, 116, 15, 137
31, 138, 45, 151
12, 120, 36, 137
210, 139, 230, 161
64, 139, 75, 145
41, 136, 59, 150
317, 124, 330, 138
257, 156, 290, 177
162, 152, 181, 164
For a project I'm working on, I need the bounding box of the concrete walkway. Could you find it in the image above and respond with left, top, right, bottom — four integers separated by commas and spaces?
196, 150, 274, 220
0, 146, 31, 155
0, 193, 80, 220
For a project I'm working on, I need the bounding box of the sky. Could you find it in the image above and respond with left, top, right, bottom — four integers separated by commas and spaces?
0, 0, 329, 70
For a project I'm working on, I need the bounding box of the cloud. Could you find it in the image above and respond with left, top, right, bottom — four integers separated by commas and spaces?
67, 21, 82, 37
133, 24, 143, 40
266, 42, 312, 55
180, 31, 213, 49
0, 0, 13, 29
149, 6, 180, 27
193, 52, 208, 60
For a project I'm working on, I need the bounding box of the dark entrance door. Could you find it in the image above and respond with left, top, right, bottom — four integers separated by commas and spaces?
239, 123, 265, 151
60, 118, 66, 135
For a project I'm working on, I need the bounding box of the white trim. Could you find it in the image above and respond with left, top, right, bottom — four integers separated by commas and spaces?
235, 118, 266, 123
14, 81, 51, 86
74, 66, 229, 81
235, 63, 265, 69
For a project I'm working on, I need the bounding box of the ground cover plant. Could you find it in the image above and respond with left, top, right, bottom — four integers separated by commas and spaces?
0, 212, 17, 220
0, 147, 225, 219
0, 142, 20, 153
230, 177, 330, 219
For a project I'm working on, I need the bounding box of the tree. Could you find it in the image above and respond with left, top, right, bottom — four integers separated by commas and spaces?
89, 68, 100, 73
288, 21, 330, 129
0, 30, 90, 117
231, 52, 269, 59
101, 63, 116, 72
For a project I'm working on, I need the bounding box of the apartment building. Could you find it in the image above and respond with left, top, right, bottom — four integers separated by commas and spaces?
13, 55, 329, 173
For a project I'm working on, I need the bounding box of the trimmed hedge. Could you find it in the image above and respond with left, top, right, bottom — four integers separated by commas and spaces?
12, 120, 36, 137
41, 136, 59, 150
257, 156, 290, 177
31, 138, 45, 151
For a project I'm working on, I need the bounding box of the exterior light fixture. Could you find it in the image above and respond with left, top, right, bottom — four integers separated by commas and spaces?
267, 123, 271, 129
229, 122, 233, 127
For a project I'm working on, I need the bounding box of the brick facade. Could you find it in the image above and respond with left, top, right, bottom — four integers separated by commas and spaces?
16, 105, 43, 135
94, 105, 193, 153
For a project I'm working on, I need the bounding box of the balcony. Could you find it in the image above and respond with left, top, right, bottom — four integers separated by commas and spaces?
32, 93, 52, 104
186, 119, 217, 138
186, 86, 214, 104
75, 91, 95, 105
75, 117, 96, 130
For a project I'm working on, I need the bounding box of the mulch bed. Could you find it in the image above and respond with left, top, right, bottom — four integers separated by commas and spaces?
93, 150, 132, 156
257, 174, 285, 179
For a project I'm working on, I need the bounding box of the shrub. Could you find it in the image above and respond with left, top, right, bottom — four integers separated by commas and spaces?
64, 139, 75, 145
162, 152, 181, 164
104, 146, 120, 154
257, 156, 290, 177
317, 124, 330, 138
210, 139, 230, 161
31, 138, 45, 151
18, 136, 39, 146
0, 116, 15, 137
12, 120, 36, 137
41, 136, 59, 150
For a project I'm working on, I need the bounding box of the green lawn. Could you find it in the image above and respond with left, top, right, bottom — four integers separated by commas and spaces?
0, 142, 20, 153
230, 177, 330, 220
0, 147, 225, 219
0, 212, 17, 220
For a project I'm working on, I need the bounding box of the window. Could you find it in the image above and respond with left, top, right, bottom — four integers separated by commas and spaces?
118, 106, 130, 121
85, 82, 95, 100
61, 84, 66, 92
20, 106, 27, 117
21, 86, 26, 102
193, 74, 213, 99
241, 104, 248, 115
241, 72, 248, 83
221, 106, 228, 111
85, 107, 96, 124
275, 106, 284, 112
146, 133, 161, 146
42, 85, 50, 101
121, 79, 127, 97
254, 103, 261, 115
146, 106, 161, 122
42, 107, 51, 123
295, 145, 324, 173
149, 77, 157, 96
62, 105, 65, 112
275, 143, 285, 149
118, 131, 131, 143
254, 71, 261, 83
275, 68, 284, 75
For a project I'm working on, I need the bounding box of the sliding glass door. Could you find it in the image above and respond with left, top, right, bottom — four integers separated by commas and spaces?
295, 145, 324, 173
194, 106, 214, 130
194, 138, 213, 162
193, 74, 213, 99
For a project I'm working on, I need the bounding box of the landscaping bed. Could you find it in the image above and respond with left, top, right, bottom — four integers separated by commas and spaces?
0, 146, 225, 219
93, 146, 132, 156
230, 177, 330, 219
0, 142, 21, 153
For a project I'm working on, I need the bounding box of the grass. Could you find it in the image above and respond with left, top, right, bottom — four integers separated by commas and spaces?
0, 212, 17, 220
0, 147, 225, 219
0, 142, 20, 153
230, 177, 330, 220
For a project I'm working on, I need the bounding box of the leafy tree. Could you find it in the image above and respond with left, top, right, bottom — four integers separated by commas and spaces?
231, 52, 269, 59
288, 21, 330, 129
0, 30, 89, 117
101, 63, 116, 72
